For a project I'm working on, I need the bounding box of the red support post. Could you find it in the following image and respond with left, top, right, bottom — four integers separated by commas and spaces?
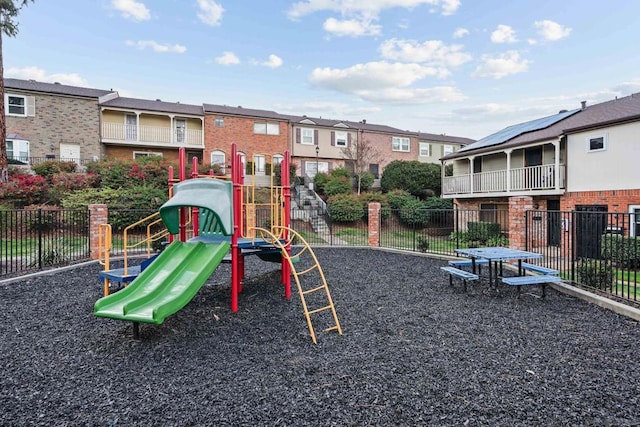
168, 166, 175, 244
191, 156, 199, 237
178, 147, 187, 242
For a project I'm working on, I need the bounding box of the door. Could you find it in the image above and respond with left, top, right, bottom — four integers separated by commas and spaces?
175, 119, 186, 143
125, 114, 137, 140
59, 143, 81, 164
630, 206, 640, 237
253, 154, 266, 176
547, 200, 561, 246
574, 205, 607, 259
472, 157, 482, 192
369, 163, 379, 179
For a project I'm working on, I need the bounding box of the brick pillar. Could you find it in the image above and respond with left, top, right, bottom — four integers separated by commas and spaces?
89, 204, 108, 260
508, 196, 533, 250
368, 202, 380, 247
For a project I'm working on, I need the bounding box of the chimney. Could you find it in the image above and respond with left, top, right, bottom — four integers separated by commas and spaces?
362, 119, 366, 124
581, 100, 587, 110
559, 109, 568, 114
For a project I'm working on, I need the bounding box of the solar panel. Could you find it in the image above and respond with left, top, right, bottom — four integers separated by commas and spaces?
457, 108, 580, 152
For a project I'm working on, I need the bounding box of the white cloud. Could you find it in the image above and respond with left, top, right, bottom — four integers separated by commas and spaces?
287, 0, 461, 19
215, 51, 240, 65
534, 20, 571, 41
310, 61, 446, 92
490, 24, 518, 43
253, 54, 283, 68
110, 0, 150, 21
612, 79, 640, 95
323, 17, 381, 37
5, 66, 90, 87
357, 86, 466, 104
527, 38, 537, 46
379, 38, 472, 68
197, 0, 224, 26
125, 40, 187, 53
452, 27, 469, 39
472, 50, 530, 79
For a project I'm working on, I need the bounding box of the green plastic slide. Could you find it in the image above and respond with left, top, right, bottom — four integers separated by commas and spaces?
94, 240, 229, 324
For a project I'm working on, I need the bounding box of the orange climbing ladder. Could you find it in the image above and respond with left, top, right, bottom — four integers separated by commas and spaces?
252, 226, 342, 344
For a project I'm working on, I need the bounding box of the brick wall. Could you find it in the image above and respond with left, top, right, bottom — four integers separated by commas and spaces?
88, 204, 108, 260
368, 202, 380, 246
561, 189, 640, 213
203, 114, 289, 166
362, 132, 417, 174
104, 146, 181, 163
6, 92, 103, 161
508, 196, 533, 250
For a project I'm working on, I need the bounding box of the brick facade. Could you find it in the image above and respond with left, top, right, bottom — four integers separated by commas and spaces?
6, 92, 103, 162
560, 189, 640, 214
104, 145, 182, 163
368, 202, 380, 246
362, 131, 417, 175
203, 114, 289, 167
88, 204, 108, 260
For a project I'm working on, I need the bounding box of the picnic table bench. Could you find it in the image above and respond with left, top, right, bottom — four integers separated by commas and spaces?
440, 266, 479, 292
501, 274, 561, 298
520, 262, 559, 276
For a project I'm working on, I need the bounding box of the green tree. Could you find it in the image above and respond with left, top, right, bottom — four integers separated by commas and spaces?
341, 137, 380, 195
0, 0, 34, 183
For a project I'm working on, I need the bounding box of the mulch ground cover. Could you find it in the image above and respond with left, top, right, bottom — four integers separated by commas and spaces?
1, 247, 639, 426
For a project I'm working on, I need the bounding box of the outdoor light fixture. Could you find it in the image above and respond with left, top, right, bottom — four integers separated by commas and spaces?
315, 145, 319, 175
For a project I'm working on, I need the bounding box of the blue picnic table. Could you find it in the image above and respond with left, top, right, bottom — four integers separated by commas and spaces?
454, 247, 543, 286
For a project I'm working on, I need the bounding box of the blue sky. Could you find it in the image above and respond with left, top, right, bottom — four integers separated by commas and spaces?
5, 0, 640, 139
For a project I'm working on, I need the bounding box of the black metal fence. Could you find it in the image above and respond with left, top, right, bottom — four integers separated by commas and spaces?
0, 208, 89, 277
525, 210, 639, 303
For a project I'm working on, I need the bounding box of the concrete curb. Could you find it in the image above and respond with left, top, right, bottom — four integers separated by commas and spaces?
550, 281, 640, 322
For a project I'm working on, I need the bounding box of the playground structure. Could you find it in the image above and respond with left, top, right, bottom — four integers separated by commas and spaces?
94, 144, 341, 343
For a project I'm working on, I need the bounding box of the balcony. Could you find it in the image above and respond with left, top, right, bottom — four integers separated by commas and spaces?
443, 164, 566, 198
102, 123, 203, 147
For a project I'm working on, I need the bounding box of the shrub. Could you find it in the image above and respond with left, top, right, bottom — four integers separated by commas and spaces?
575, 260, 615, 289
387, 189, 413, 210
380, 160, 442, 197
327, 193, 365, 223
359, 191, 390, 220
601, 235, 640, 269
32, 161, 77, 181
324, 176, 351, 197
85, 157, 172, 189
273, 163, 297, 186
313, 172, 331, 193
417, 234, 430, 252
330, 167, 351, 179
0, 173, 47, 207
47, 172, 99, 205
357, 171, 374, 192
467, 221, 501, 244
398, 199, 430, 227
486, 235, 509, 247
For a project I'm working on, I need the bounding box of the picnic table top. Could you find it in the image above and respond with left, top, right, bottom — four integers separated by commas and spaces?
454, 247, 544, 262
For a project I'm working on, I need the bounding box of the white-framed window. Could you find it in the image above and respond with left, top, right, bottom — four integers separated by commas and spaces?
305, 161, 328, 176
210, 150, 226, 174
175, 119, 186, 143
6, 139, 30, 163
443, 144, 454, 156
587, 134, 607, 152
419, 142, 431, 157
214, 117, 224, 127
392, 136, 410, 152
253, 122, 280, 135
253, 154, 266, 175
273, 154, 284, 166
133, 151, 162, 159
335, 131, 347, 147
301, 128, 315, 145
6, 95, 26, 116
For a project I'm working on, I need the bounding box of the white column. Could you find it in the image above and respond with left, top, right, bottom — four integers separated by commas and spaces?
505, 149, 512, 192
135, 112, 141, 142
469, 156, 475, 194
553, 138, 561, 190
169, 115, 175, 144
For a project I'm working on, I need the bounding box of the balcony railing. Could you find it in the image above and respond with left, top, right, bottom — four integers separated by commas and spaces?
8, 155, 95, 166
102, 123, 203, 147
443, 164, 566, 196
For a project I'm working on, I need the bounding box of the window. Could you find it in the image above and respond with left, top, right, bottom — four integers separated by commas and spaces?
392, 136, 410, 152
587, 134, 607, 152
335, 131, 347, 147
253, 122, 280, 135
443, 145, 454, 156
301, 128, 315, 145
480, 203, 509, 232
273, 154, 284, 166
175, 119, 186, 143
419, 142, 431, 157
6, 95, 26, 116
6, 139, 29, 162
305, 161, 328, 176
133, 151, 162, 159
253, 154, 266, 175
210, 150, 226, 174
125, 114, 137, 140
214, 117, 224, 127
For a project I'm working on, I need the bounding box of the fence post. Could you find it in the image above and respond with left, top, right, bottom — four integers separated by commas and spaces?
368, 202, 380, 247
37, 209, 43, 269
89, 204, 108, 260
508, 196, 533, 250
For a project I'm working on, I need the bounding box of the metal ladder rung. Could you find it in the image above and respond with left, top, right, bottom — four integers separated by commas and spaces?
302, 285, 326, 295
297, 264, 319, 275
307, 305, 332, 315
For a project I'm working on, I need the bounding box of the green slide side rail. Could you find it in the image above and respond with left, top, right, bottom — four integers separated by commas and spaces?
94, 240, 230, 324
